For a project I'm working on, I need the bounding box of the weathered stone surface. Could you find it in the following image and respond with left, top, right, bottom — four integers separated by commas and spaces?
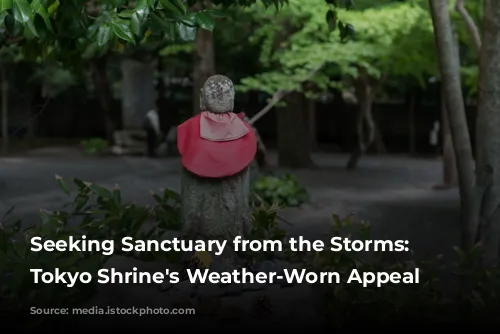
180, 167, 251, 261
201, 75, 235, 113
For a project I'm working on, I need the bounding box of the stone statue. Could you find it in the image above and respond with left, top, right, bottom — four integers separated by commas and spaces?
177, 75, 257, 264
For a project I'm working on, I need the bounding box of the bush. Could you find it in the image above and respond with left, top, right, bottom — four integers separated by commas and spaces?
3, 176, 500, 328
80, 138, 108, 155
251, 174, 308, 207
0, 175, 288, 326
0, 176, 185, 319
300, 213, 500, 327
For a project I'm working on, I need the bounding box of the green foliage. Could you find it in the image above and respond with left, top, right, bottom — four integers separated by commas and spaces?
0, 0, 288, 49
29, 62, 78, 96
4, 173, 500, 326
80, 137, 108, 155
0, 176, 184, 318
251, 202, 287, 242
451, 1, 482, 96
238, 0, 437, 96
247, 202, 288, 261
303, 213, 500, 327
251, 174, 308, 207
0, 174, 291, 321
461, 64, 478, 96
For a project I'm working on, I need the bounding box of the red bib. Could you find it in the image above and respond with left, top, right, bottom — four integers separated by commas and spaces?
177, 112, 257, 178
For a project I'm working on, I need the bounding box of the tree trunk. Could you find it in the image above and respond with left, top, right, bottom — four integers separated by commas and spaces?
91, 57, 115, 143
429, 0, 476, 251
277, 92, 314, 168
346, 69, 375, 170
408, 92, 416, 155
180, 168, 250, 266
455, 0, 481, 56
474, 0, 500, 267
193, 21, 215, 115
373, 124, 387, 155
440, 85, 458, 188
156, 57, 166, 110
308, 98, 317, 151
26, 84, 43, 148
1, 67, 8, 156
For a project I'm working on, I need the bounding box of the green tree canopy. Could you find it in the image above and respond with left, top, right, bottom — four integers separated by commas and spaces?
238, 0, 437, 96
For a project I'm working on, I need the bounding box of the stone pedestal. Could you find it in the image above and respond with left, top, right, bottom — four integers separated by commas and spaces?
180, 167, 251, 254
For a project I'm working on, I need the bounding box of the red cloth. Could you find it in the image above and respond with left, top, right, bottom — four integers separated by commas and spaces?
177, 112, 257, 178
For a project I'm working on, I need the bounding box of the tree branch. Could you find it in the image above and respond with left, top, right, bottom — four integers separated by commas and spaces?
455, 0, 481, 55
248, 63, 324, 125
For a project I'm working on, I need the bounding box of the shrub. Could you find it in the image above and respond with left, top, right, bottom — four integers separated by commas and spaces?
4, 176, 499, 328
80, 138, 108, 155
301, 213, 500, 328
0, 175, 288, 325
251, 174, 308, 207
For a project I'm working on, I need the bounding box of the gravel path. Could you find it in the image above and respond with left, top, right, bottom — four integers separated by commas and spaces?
0, 149, 459, 258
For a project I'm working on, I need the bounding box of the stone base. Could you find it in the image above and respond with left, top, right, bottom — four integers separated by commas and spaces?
111, 130, 147, 156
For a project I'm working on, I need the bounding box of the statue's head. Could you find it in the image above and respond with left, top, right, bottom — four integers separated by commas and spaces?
200, 75, 235, 113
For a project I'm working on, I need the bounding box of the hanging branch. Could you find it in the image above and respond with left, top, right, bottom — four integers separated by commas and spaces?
248, 63, 324, 125
455, 0, 481, 55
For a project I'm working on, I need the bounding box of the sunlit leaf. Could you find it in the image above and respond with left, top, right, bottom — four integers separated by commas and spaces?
195, 11, 215, 31
111, 20, 134, 43
12, 0, 33, 23
176, 22, 195, 41
96, 25, 113, 47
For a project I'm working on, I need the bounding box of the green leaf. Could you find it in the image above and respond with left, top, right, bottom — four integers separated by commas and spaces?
159, 0, 182, 15
195, 11, 215, 31
113, 184, 121, 205
31, 0, 53, 31
24, 19, 38, 37
163, 188, 180, 201
54, 174, 70, 195
131, 0, 149, 36
89, 183, 113, 199
177, 22, 195, 41
12, 0, 33, 23
170, 0, 187, 13
206, 8, 226, 18
39, 209, 50, 224
0, 0, 12, 12
47, 0, 59, 15
118, 9, 134, 18
111, 20, 134, 43
96, 25, 113, 47
149, 12, 171, 35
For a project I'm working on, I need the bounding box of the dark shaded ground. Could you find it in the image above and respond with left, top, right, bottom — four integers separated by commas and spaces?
0, 148, 460, 259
